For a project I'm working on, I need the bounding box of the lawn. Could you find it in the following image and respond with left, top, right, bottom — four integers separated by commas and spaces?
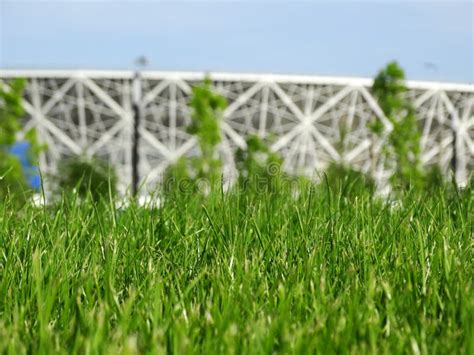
0, 182, 472, 354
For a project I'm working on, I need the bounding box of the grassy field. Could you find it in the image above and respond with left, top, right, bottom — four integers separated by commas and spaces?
0, 182, 472, 354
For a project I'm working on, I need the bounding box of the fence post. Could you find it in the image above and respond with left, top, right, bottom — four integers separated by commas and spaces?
131, 71, 142, 197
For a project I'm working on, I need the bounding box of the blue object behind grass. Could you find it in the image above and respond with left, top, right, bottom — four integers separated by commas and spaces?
9, 142, 41, 190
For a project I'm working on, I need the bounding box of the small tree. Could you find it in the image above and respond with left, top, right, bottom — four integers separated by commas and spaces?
371, 61, 424, 190
188, 76, 227, 189
0, 79, 42, 203
164, 76, 227, 195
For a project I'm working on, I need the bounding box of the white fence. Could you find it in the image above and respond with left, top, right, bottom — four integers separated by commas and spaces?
1, 70, 473, 192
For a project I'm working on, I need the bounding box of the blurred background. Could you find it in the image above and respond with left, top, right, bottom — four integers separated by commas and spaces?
0, 0, 473, 201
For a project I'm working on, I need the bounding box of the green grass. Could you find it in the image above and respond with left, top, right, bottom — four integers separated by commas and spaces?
0, 182, 472, 354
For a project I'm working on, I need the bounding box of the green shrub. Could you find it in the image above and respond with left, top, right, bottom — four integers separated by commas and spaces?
0, 153, 30, 204
423, 165, 447, 191
235, 135, 285, 194
56, 156, 117, 202
321, 163, 376, 198
0, 78, 43, 205
162, 157, 200, 197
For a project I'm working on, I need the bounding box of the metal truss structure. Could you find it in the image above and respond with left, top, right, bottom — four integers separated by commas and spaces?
1, 70, 473, 193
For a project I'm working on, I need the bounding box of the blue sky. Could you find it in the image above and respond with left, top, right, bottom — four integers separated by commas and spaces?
1, 1, 473, 83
